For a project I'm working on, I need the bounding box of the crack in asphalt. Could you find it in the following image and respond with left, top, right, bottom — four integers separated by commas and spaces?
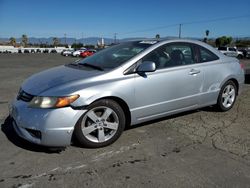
0, 101, 8, 104
169, 88, 250, 160
1, 143, 141, 187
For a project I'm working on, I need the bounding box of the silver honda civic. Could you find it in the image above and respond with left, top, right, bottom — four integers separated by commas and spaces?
10, 39, 245, 148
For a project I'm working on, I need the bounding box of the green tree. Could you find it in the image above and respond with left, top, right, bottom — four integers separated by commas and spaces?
215, 38, 220, 47
215, 36, 233, 47
9, 37, 16, 46
52, 37, 60, 47
84, 45, 95, 49
155, 34, 160, 39
71, 43, 84, 49
227, 37, 233, 45
21, 34, 28, 47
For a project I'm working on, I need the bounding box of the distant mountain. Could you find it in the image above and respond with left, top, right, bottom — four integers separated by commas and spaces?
1, 36, 249, 45
0, 37, 114, 45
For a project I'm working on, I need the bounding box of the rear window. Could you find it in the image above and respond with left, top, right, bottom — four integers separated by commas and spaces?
218, 47, 227, 51
199, 47, 219, 62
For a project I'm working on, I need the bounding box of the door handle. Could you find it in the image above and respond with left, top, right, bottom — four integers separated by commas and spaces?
189, 69, 201, 75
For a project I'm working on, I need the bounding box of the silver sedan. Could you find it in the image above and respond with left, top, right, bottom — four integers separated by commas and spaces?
10, 39, 245, 148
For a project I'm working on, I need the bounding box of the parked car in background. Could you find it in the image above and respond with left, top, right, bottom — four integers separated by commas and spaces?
60, 50, 66, 55
246, 49, 250, 58
239, 49, 247, 58
3, 50, 11, 53
218, 46, 244, 59
23, 49, 29, 53
236, 50, 244, 59
80, 49, 96, 58
62, 49, 74, 56
239, 49, 250, 58
72, 49, 86, 57
43, 49, 49, 53
30, 49, 35, 53
36, 49, 41, 53
50, 49, 57, 53
10, 39, 244, 148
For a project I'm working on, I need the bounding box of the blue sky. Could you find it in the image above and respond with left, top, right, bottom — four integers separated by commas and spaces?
0, 0, 250, 39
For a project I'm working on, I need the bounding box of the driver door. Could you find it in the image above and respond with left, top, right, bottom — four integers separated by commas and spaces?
132, 42, 203, 122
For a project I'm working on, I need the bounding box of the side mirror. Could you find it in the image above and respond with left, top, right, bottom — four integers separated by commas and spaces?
137, 61, 156, 73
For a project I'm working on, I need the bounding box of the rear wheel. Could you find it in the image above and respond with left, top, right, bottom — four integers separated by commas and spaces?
74, 99, 125, 148
216, 80, 237, 111
238, 54, 243, 59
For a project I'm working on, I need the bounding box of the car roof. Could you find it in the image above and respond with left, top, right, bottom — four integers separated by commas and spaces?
126, 38, 222, 56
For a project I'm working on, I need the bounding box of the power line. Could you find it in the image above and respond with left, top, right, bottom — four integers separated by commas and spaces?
182, 15, 250, 25
122, 23, 178, 35
120, 15, 250, 36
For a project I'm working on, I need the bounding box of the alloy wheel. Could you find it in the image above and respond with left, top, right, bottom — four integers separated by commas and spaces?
81, 106, 119, 143
222, 84, 236, 108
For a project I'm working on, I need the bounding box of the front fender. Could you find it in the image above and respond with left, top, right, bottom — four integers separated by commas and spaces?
69, 74, 135, 109
72, 91, 124, 106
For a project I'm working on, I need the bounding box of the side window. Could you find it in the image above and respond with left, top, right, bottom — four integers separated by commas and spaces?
141, 43, 195, 69
198, 46, 219, 63
229, 48, 236, 52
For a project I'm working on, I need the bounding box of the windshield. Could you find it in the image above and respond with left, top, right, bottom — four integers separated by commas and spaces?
78, 41, 156, 70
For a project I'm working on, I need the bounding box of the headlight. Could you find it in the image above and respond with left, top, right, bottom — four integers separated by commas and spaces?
29, 94, 80, 108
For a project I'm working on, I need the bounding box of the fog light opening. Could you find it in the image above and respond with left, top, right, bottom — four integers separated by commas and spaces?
25, 128, 42, 139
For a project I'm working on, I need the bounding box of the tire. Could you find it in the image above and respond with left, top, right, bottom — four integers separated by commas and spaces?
237, 54, 243, 59
74, 99, 126, 148
216, 80, 237, 112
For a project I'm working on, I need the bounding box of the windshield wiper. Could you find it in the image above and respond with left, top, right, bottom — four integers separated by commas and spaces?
79, 63, 104, 71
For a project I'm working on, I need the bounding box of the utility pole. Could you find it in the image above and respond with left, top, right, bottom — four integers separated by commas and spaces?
114, 33, 117, 44
64, 33, 67, 45
179, 24, 182, 38
81, 32, 84, 45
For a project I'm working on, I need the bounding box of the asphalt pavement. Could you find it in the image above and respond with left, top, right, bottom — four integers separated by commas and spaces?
0, 54, 250, 188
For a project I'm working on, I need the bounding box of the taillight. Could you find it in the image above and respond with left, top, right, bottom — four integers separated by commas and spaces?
240, 63, 244, 69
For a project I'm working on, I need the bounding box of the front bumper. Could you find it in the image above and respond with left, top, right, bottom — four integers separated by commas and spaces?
10, 99, 87, 147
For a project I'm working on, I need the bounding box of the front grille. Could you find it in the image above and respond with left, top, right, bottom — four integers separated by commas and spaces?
17, 89, 34, 102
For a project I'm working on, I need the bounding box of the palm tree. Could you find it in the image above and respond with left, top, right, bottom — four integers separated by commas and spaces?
21, 34, 28, 47
155, 34, 160, 39
9, 37, 16, 46
203, 30, 210, 43
53, 37, 60, 47
205, 30, 209, 38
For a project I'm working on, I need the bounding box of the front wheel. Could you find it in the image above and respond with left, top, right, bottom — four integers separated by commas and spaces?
74, 99, 126, 148
216, 80, 237, 111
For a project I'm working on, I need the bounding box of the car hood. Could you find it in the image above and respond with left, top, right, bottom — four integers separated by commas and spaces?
21, 65, 103, 95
